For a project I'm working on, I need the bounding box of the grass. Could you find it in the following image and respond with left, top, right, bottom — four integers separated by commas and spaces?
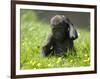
20, 10, 90, 70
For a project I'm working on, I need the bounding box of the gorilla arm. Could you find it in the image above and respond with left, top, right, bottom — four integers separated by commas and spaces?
41, 33, 54, 56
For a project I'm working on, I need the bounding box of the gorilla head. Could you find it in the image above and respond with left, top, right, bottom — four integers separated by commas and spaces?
50, 15, 78, 40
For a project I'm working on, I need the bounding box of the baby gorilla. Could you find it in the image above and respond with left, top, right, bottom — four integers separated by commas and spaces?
41, 15, 78, 56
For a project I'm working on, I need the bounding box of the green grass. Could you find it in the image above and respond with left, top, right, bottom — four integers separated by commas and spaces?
20, 10, 90, 70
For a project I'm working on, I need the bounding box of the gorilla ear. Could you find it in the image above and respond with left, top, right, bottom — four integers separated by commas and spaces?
64, 18, 78, 40
69, 24, 78, 40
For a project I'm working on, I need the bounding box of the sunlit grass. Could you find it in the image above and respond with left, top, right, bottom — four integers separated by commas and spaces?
20, 10, 90, 70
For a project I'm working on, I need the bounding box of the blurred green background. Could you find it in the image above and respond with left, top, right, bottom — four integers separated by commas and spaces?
20, 9, 90, 69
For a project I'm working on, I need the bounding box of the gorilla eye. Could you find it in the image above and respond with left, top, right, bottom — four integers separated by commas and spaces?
52, 27, 64, 32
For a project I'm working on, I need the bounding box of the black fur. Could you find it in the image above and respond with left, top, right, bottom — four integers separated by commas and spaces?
41, 15, 78, 56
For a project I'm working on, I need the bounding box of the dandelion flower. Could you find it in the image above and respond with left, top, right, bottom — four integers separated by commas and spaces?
84, 54, 88, 57
87, 57, 90, 61
56, 61, 60, 64
32, 61, 36, 66
83, 60, 87, 62
70, 60, 73, 63
58, 57, 62, 61
48, 63, 52, 67
30, 60, 33, 64
83, 58, 90, 63
56, 58, 62, 64
37, 63, 41, 67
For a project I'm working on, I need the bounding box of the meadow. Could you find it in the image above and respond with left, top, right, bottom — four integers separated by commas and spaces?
20, 10, 90, 69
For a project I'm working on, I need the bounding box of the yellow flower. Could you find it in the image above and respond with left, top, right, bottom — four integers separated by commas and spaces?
83, 60, 88, 62
70, 60, 73, 63
30, 60, 33, 64
83, 58, 90, 63
56, 57, 62, 64
32, 61, 36, 66
37, 63, 41, 67
87, 57, 90, 61
84, 54, 88, 57
30, 60, 36, 66
83, 60, 87, 62
48, 63, 52, 67
58, 57, 62, 61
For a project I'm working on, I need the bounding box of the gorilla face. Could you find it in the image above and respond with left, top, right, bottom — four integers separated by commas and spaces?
52, 26, 67, 40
